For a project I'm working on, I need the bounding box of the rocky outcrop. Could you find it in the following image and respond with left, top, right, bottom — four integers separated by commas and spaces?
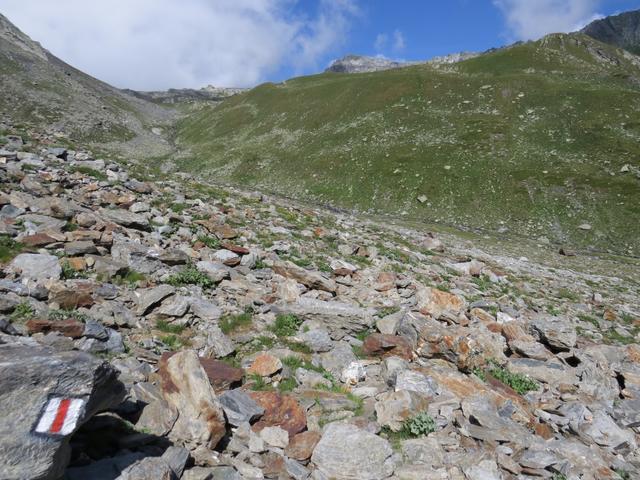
582, 9, 640, 55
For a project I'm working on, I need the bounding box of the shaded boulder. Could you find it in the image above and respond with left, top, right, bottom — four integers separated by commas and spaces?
0, 338, 124, 480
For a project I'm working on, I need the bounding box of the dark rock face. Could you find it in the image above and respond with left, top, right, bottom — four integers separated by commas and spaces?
582, 10, 640, 55
0, 338, 125, 480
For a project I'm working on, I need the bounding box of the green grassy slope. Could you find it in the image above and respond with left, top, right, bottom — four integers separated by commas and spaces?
177, 33, 640, 255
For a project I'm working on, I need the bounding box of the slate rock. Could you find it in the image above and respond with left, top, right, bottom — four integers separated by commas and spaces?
219, 389, 265, 427
311, 423, 395, 480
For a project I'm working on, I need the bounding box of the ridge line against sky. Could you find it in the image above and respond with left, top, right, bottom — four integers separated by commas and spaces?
0, 0, 638, 90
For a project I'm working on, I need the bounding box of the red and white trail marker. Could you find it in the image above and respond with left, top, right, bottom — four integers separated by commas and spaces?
34, 397, 86, 436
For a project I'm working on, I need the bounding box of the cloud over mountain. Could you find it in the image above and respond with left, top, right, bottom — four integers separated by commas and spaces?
0, 0, 358, 90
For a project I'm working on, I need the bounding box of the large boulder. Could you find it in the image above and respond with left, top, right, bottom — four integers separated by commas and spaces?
158, 350, 227, 450
311, 423, 396, 479
8, 253, 61, 282
0, 337, 125, 480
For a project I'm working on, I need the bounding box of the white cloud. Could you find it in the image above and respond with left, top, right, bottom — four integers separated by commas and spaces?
494, 0, 603, 41
375, 29, 405, 53
393, 30, 406, 52
0, 0, 358, 90
374, 33, 388, 51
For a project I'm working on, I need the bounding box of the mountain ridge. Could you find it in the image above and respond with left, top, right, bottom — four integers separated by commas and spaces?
582, 9, 640, 55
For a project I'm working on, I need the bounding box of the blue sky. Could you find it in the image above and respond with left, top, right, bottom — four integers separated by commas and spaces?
275, 0, 640, 80
1, 0, 639, 89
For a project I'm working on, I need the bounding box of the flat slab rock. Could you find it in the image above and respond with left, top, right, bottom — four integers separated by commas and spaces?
273, 298, 376, 339
0, 338, 124, 480
311, 423, 396, 480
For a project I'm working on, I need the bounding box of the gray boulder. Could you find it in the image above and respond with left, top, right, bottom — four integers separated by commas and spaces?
0, 340, 124, 480
311, 423, 396, 479
8, 253, 61, 281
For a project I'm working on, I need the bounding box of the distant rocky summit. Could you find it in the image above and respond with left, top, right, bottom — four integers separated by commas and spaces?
582, 9, 640, 55
126, 85, 248, 105
325, 52, 478, 74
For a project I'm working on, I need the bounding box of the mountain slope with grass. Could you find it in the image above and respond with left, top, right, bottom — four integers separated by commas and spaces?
176, 32, 640, 256
0, 13, 173, 155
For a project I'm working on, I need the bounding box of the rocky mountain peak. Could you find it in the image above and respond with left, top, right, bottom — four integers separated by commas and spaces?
325, 54, 408, 73
0, 13, 48, 61
582, 9, 640, 54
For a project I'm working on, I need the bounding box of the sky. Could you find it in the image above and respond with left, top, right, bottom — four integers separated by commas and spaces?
1, 0, 638, 90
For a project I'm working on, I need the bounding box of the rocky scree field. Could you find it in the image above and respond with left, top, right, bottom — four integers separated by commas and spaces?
0, 130, 639, 479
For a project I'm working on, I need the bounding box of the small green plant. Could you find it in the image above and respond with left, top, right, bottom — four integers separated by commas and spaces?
0, 235, 24, 263
196, 235, 220, 249
551, 474, 568, 480
170, 202, 189, 214
156, 319, 186, 335
10, 302, 35, 322
165, 265, 213, 288
254, 258, 268, 269
278, 377, 297, 392
377, 306, 400, 318
485, 362, 539, 394
556, 288, 579, 302
613, 468, 631, 480
577, 313, 600, 329
472, 275, 492, 292
113, 269, 146, 287
403, 411, 437, 437
70, 165, 107, 181
62, 222, 78, 232
282, 356, 304, 370
249, 373, 272, 391
283, 339, 312, 353
61, 260, 87, 280
220, 310, 253, 334
160, 334, 180, 350
270, 314, 303, 337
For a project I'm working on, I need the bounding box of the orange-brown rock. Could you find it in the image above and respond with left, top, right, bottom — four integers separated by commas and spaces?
221, 243, 250, 255
248, 392, 307, 437
285, 431, 321, 461
374, 272, 396, 292
247, 353, 282, 377
363, 334, 413, 360
50, 282, 94, 309
415, 286, 466, 320
26, 319, 84, 338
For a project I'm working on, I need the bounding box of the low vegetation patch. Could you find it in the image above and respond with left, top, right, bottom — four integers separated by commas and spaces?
113, 269, 146, 288
165, 265, 213, 288
474, 361, 539, 395
220, 309, 253, 334
70, 165, 107, 181
196, 235, 220, 249
0, 235, 24, 263
156, 319, 186, 335
10, 302, 35, 323
270, 314, 303, 337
